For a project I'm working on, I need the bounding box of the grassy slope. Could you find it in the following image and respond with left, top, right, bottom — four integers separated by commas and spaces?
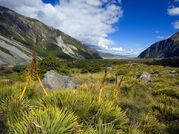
0, 60, 179, 134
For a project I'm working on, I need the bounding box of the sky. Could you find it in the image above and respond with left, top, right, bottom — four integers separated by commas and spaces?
0, 0, 179, 56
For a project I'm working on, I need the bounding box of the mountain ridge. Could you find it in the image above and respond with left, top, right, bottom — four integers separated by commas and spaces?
138, 32, 179, 58
0, 6, 101, 65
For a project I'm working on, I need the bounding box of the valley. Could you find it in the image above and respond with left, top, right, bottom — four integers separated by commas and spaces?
0, 59, 179, 133
0, 2, 178, 134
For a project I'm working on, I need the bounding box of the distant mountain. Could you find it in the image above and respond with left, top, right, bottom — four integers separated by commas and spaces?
98, 51, 127, 59
138, 32, 179, 58
0, 6, 101, 65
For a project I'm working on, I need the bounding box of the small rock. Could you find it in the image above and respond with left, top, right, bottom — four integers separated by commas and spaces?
151, 71, 160, 75
162, 70, 171, 74
170, 70, 177, 74
139, 72, 151, 83
107, 67, 113, 71
0, 79, 11, 82
42, 70, 78, 90
151, 71, 160, 77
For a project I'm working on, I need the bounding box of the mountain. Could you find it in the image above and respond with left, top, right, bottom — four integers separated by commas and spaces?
98, 51, 128, 59
138, 32, 179, 58
0, 6, 101, 65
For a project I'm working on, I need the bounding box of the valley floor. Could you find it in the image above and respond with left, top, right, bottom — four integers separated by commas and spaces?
0, 60, 179, 134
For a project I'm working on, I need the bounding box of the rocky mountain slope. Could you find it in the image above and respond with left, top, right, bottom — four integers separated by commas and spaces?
0, 6, 101, 65
138, 32, 179, 58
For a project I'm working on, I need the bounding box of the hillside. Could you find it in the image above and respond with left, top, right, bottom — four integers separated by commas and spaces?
138, 32, 179, 58
0, 6, 101, 65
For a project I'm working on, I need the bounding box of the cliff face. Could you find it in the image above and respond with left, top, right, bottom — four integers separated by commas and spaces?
138, 32, 179, 58
0, 6, 101, 65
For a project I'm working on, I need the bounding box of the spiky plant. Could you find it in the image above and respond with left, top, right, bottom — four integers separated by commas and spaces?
113, 75, 124, 98
140, 114, 166, 134
123, 126, 144, 134
98, 68, 107, 104
97, 100, 128, 128
9, 106, 80, 134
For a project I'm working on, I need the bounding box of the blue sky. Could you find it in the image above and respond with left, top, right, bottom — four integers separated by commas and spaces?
109, 0, 178, 51
0, 0, 179, 56
43, 0, 59, 5
42, 0, 179, 55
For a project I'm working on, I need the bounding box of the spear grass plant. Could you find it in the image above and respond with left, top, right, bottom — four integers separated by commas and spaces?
10, 106, 79, 134
0, 61, 179, 133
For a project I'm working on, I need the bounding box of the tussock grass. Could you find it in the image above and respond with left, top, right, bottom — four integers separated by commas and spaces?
0, 60, 179, 133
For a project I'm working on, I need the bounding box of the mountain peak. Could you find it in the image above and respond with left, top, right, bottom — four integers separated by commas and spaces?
171, 31, 179, 41
138, 31, 179, 58
0, 5, 101, 65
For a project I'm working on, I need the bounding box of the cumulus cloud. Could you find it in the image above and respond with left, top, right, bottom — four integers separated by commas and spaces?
168, 7, 179, 16
97, 45, 141, 57
168, 0, 179, 29
0, 0, 125, 52
173, 20, 179, 29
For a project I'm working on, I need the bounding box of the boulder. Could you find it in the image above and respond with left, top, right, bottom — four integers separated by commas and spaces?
42, 70, 78, 90
0, 79, 11, 83
139, 72, 151, 83
107, 67, 113, 71
170, 70, 177, 74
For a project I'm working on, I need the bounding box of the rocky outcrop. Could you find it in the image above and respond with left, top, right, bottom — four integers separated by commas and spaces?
0, 6, 101, 65
42, 70, 78, 90
0, 35, 31, 65
139, 72, 151, 83
138, 32, 179, 58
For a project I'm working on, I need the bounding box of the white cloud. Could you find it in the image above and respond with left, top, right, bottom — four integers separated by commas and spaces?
168, 7, 179, 16
167, 0, 179, 29
173, 20, 179, 29
111, 47, 123, 51
0, 0, 124, 50
97, 45, 141, 57
156, 36, 165, 39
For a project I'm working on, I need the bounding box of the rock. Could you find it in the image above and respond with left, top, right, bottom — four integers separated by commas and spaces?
170, 70, 177, 74
0, 79, 11, 83
139, 72, 151, 83
107, 67, 113, 71
42, 70, 78, 90
162, 70, 171, 74
151, 71, 160, 75
162, 70, 177, 74
151, 71, 160, 77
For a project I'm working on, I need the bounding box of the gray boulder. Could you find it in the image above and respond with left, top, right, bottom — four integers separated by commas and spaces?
139, 72, 151, 83
42, 70, 78, 90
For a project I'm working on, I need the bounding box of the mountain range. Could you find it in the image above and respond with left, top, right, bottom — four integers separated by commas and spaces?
138, 32, 179, 58
0, 6, 101, 65
0, 5, 179, 66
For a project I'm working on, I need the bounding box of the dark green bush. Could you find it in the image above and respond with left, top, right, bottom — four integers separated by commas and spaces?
81, 64, 101, 73
38, 56, 71, 75
106, 76, 116, 83
39, 56, 60, 74
12, 65, 26, 73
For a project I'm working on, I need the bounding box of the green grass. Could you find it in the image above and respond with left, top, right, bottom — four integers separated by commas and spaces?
0, 60, 179, 133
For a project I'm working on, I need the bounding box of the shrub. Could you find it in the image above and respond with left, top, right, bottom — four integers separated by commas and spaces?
40, 90, 128, 129
81, 64, 101, 73
12, 65, 26, 73
39, 56, 60, 74
10, 106, 79, 134
39, 56, 71, 75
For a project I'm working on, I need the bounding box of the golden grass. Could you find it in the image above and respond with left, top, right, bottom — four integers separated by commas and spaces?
98, 67, 107, 104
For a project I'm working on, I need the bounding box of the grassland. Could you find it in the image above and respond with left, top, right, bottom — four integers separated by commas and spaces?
0, 59, 179, 134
